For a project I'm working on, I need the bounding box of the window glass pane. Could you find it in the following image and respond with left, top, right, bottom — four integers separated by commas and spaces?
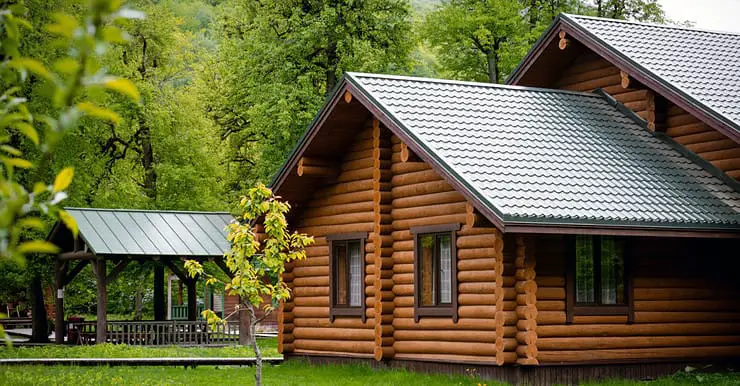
348, 241, 363, 307
600, 237, 625, 305
334, 243, 348, 305
438, 234, 452, 304
420, 234, 436, 306
575, 236, 595, 303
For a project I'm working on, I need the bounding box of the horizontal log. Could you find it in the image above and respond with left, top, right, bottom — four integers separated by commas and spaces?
391, 169, 445, 186
393, 340, 514, 356
458, 282, 496, 294
635, 312, 740, 323
537, 322, 740, 338
309, 190, 374, 208
458, 294, 497, 305
292, 318, 374, 329
556, 65, 619, 88
458, 248, 497, 260
302, 201, 375, 219
391, 191, 464, 211
536, 276, 564, 287
393, 263, 413, 274
699, 147, 740, 162
392, 213, 466, 230
391, 180, 455, 199
293, 296, 328, 307
292, 266, 328, 277
537, 346, 740, 363
393, 329, 498, 343
292, 276, 329, 287
390, 161, 430, 175
674, 130, 728, 146
457, 234, 496, 249
665, 122, 709, 137
298, 222, 374, 238
685, 139, 737, 155
292, 307, 329, 318
634, 300, 740, 312
537, 287, 566, 300
516, 344, 538, 359
293, 327, 374, 341
537, 335, 740, 351
391, 202, 466, 221
458, 270, 496, 282
457, 305, 498, 319
293, 339, 375, 354
560, 73, 621, 92
392, 317, 514, 332
666, 113, 698, 127
394, 352, 515, 365
633, 277, 709, 288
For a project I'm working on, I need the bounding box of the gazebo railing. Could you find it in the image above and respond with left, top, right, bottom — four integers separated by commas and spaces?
68, 320, 239, 346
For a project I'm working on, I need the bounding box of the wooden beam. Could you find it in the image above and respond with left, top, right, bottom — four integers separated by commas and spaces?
54, 259, 67, 344
187, 279, 197, 321
63, 260, 89, 287
59, 251, 96, 261
343, 90, 352, 103
399, 142, 419, 163
91, 259, 107, 344
558, 31, 569, 50
465, 202, 493, 228
105, 259, 131, 286
620, 70, 631, 89
296, 156, 337, 177
154, 265, 165, 321
163, 259, 193, 284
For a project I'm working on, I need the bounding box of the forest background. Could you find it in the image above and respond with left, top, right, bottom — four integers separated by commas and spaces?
1, 0, 684, 324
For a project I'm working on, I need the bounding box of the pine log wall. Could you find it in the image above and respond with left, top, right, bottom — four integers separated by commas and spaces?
532, 235, 740, 364
555, 51, 740, 179
282, 123, 378, 357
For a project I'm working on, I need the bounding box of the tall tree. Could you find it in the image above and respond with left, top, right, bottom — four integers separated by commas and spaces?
422, 0, 528, 83
205, 0, 413, 190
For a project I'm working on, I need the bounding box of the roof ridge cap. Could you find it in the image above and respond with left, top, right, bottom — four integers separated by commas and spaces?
347, 72, 600, 98
564, 13, 740, 37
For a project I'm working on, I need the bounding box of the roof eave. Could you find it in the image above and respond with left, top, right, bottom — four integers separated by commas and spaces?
504, 218, 740, 239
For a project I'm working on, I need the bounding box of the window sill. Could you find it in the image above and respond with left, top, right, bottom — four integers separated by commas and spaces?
572, 305, 629, 316
414, 306, 458, 322
330, 307, 365, 322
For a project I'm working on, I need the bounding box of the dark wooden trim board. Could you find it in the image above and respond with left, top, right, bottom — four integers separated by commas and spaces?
328, 233, 368, 323
412, 224, 460, 323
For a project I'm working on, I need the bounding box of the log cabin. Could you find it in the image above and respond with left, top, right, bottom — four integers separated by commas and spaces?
271, 15, 740, 383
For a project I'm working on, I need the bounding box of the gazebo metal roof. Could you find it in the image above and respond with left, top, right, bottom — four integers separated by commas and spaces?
64, 207, 234, 256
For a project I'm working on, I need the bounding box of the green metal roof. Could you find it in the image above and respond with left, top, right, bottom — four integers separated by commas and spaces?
346, 73, 740, 230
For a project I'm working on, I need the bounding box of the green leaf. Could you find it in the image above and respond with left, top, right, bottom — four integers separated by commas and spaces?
53, 167, 74, 193
101, 26, 127, 44
14, 58, 52, 81
33, 182, 47, 195
103, 77, 140, 102
53, 58, 79, 76
12, 122, 39, 145
58, 210, 78, 238
47, 13, 78, 38
17, 240, 59, 254
76, 102, 121, 123
2, 157, 33, 169
1, 145, 22, 156
18, 217, 45, 230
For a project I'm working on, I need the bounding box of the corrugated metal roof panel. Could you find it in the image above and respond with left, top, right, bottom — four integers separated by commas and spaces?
348, 73, 740, 228
64, 208, 234, 256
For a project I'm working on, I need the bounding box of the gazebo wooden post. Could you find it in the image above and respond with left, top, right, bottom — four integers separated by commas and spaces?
54, 259, 66, 344
92, 258, 107, 344
186, 278, 197, 321
153, 264, 165, 321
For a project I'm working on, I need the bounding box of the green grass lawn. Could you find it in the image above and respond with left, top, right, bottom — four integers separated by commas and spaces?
0, 361, 738, 386
0, 338, 279, 358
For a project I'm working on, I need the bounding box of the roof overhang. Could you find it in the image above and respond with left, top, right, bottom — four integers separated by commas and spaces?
507, 14, 740, 145
271, 74, 740, 238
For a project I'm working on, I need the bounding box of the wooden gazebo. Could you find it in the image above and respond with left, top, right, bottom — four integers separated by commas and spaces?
48, 208, 243, 345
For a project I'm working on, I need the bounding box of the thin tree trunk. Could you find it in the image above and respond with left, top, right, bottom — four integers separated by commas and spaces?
134, 284, 143, 321
248, 305, 262, 386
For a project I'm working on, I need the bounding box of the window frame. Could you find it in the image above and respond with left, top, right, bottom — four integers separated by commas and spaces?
566, 235, 634, 324
327, 232, 367, 322
411, 223, 460, 323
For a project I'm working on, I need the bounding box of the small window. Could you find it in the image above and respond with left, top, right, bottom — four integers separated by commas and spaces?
568, 235, 631, 322
411, 224, 459, 322
328, 233, 366, 322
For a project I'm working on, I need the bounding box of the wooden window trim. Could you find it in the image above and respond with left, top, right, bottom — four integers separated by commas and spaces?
566, 235, 634, 324
411, 223, 460, 323
328, 232, 367, 322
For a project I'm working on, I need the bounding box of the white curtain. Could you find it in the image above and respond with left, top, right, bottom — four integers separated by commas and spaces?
349, 242, 362, 307
439, 236, 452, 304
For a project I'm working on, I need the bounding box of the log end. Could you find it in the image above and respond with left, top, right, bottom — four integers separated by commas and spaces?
558, 38, 570, 50
344, 90, 352, 103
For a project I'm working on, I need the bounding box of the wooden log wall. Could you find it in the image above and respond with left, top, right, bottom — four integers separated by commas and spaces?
532, 235, 740, 364
386, 133, 516, 364
515, 236, 538, 365
284, 123, 378, 357
554, 50, 740, 180
372, 120, 395, 360
664, 103, 740, 179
